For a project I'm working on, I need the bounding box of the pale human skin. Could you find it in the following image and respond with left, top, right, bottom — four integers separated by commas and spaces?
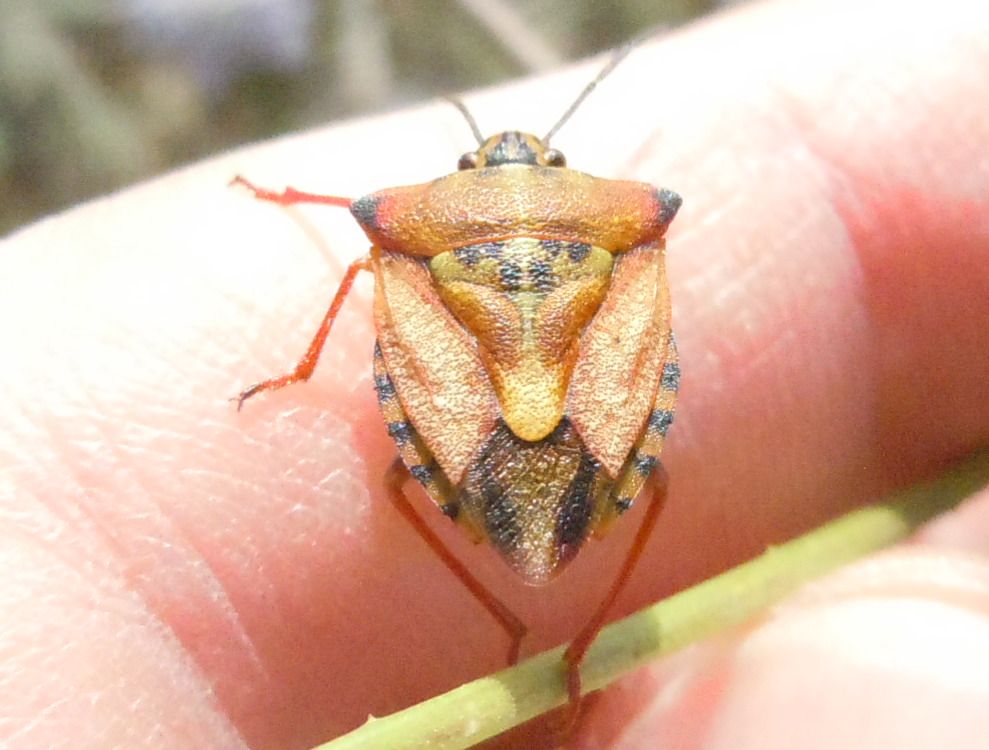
2, 0, 989, 748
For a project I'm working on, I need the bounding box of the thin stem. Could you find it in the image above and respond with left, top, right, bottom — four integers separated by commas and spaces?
316, 449, 989, 750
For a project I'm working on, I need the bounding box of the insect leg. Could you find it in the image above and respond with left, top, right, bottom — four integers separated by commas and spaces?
561, 332, 679, 717
234, 256, 371, 409
562, 467, 668, 716
383, 458, 528, 665
230, 175, 353, 208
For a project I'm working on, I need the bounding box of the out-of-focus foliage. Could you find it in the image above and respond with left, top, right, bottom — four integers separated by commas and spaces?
0, 0, 729, 235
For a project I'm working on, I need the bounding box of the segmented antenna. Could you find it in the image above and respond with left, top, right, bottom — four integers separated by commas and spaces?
543, 27, 660, 144
448, 26, 661, 147
446, 97, 486, 146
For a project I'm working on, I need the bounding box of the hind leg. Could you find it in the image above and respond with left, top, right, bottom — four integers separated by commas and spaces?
562, 333, 679, 718
375, 345, 527, 665
563, 469, 668, 697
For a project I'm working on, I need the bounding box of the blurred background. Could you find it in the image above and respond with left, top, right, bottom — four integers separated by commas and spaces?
0, 0, 740, 236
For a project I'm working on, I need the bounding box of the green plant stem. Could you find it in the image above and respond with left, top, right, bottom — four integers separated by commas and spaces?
317, 450, 989, 750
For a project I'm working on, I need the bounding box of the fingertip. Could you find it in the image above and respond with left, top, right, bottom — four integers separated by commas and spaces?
590, 548, 989, 750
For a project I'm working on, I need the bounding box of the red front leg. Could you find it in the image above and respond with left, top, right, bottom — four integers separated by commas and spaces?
231, 173, 369, 409
230, 175, 353, 209
233, 256, 372, 410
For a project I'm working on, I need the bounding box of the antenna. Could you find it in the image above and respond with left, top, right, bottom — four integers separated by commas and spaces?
446, 97, 486, 146
543, 27, 660, 144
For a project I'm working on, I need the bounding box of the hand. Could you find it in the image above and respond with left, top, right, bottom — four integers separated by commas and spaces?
1, 0, 987, 748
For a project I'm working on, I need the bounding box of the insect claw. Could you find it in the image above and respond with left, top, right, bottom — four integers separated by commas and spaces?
228, 174, 280, 202
231, 382, 267, 411
229, 174, 353, 208
229, 174, 254, 192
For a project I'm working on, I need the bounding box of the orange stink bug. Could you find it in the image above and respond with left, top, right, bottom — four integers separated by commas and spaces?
232, 42, 680, 719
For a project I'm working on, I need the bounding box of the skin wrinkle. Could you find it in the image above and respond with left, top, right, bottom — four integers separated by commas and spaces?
710, 606, 988, 749
47, 432, 271, 712
3, 697, 73, 747
35, 396, 273, 685
138, 493, 272, 681
761, 11, 989, 471
20, 414, 140, 591
777, 549, 989, 616
1, 2, 988, 748
752, 84, 890, 490
786, 93, 989, 472
664, 143, 877, 556
35, 386, 297, 733
0, 510, 249, 748
592, 548, 989, 750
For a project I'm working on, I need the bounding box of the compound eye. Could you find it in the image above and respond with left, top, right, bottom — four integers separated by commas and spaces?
544, 148, 566, 167
458, 151, 479, 170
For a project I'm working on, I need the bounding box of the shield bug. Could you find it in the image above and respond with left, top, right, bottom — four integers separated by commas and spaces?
232, 40, 681, 719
